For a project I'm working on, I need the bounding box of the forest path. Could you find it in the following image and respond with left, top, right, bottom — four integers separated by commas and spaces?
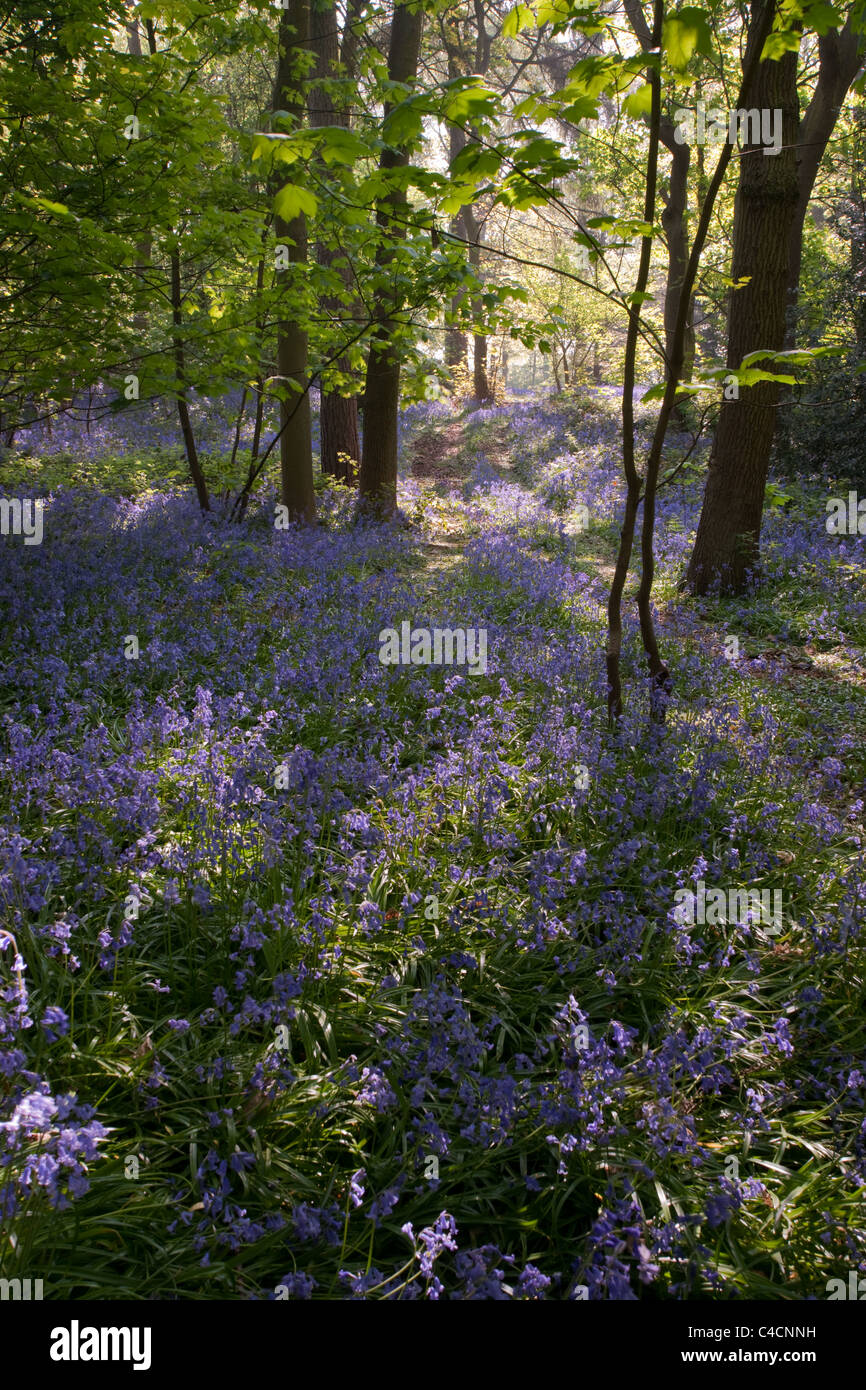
403, 406, 519, 587
398, 400, 866, 762
402, 401, 619, 601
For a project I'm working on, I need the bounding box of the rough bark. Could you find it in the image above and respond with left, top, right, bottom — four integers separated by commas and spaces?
357, 3, 424, 516
127, 9, 153, 339
310, 0, 360, 482
273, 0, 316, 523
444, 122, 468, 373
784, 20, 864, 346
606, 0, 663, 723
170, 249, 210, 512
624, 0, 695, 393
607, 0, 778, 718
463, 204, 492, 403
441, 6, 493, 399
686, 13, 800, 595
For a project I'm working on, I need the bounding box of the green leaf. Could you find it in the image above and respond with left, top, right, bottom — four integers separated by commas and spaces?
513, 95, 555, 120
313, 125, 371, 166
641, 382, 668, 402
273, 184, 317, 221
662, 6, 712, 70
761, 29, 803, 58
623, 83, 653, 118
538, 0, 604, 27
440, 183, 481, 215
31, 195, 75, 219
382, 99, 424, 146
502, 3, 537, 38
450, 145, 503, 180
251, 134, 273, 163
443, 79, 498, 124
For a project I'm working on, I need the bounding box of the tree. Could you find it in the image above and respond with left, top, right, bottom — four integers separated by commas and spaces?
273, 0, 316, 523
309, 0, 362, 482
686, 5, 805, 595
624, 0, 695, 407
687, 3, 864, 594
358, 1, 425, 517
785, 16, 864, 344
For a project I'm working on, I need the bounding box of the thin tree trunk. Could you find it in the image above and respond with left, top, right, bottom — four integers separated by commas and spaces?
444, 120, 469, 374
250, 227, 268, 466
170, 249, 210, 513
606, 0, 663, 723
784, 20, 864, 346
357, 2, 424, 516
462, 204, 492, 403
127, 8, 153, 337
663, 136, 695, 390
686, 12, 800, 596
442, 7, 492, 396
229, 387, 248, 473
310, 0, 360, 482
607, 0, 778, 718
624, 1, 695, 411
273, 0, 316, 522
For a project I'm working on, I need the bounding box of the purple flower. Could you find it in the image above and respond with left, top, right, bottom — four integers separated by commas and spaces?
41, 1006, 69, 1043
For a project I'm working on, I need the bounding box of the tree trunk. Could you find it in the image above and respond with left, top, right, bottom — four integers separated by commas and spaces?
358, 2, 424, 517
663, 135, 695, 390
624, 1, 695, 411
444, 127, 469, 375
442, 9, 492, 395
685, 14, 800, 596
250, 234, 267, 463
273, 0, 316, 523
462, 204, 492, 403
853, 109, 866, 357
310, 0, 360, 482
127, 8, 154, 338
473, 330, 491, 402
321, 393, 359, 483
170, 249, 210, 512
784, 20, 864, 346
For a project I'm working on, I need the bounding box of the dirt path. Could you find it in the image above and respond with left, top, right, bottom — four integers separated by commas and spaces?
402, 407, 866, 748
405, 411, 509, 584
410, 419, 467, 483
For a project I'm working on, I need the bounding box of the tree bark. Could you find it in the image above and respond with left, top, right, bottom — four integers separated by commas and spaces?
463, 204, 492, 403
624, 1, 695, 403
784, 20, 864, 346
852, 108, 866, 358
357, 2, 424, 517
273, 0, 316, 523
442, 6, 493, 397
607, 0, 778, 718
310, 0, 360, 482
663, 135, 695, 387
170, 249, 210, 512
686, 9, 800, 596
444, 123, 468, 373
127, 8, 153, 340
